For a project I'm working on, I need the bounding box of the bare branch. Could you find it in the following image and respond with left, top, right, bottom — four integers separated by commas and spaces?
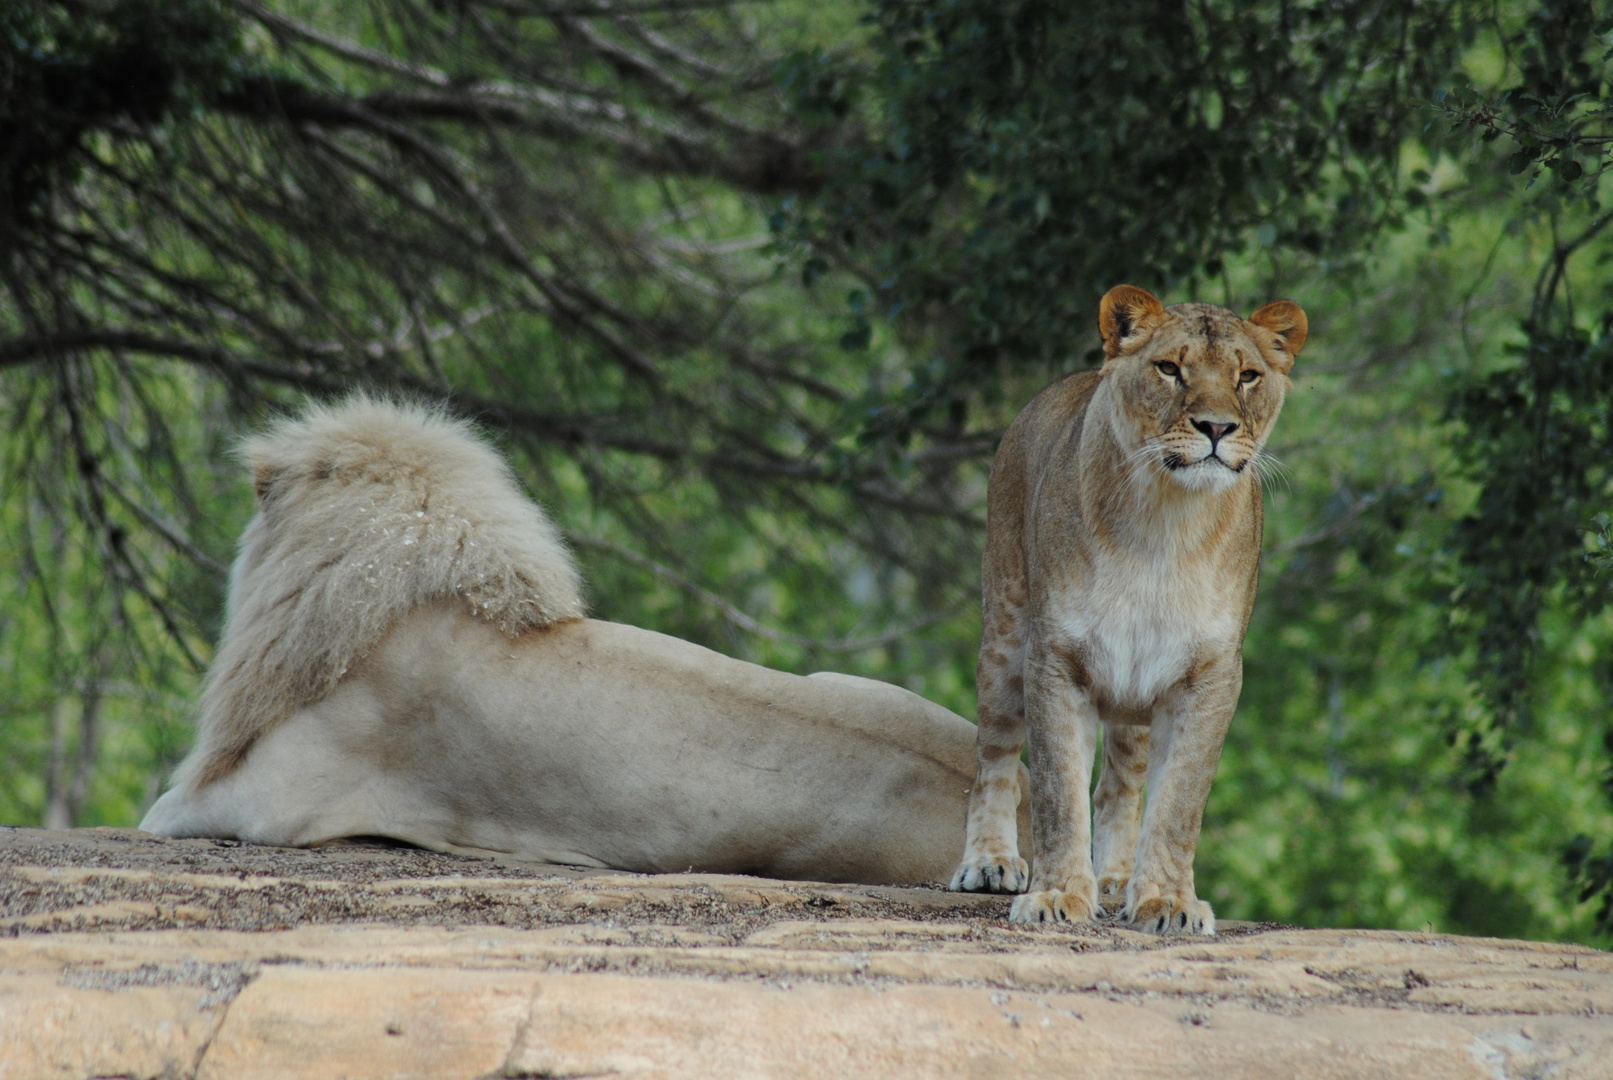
475, 0, 776, 16
569, 532, 942, 651
234, 1, 453, 88
100, 474, 231, 579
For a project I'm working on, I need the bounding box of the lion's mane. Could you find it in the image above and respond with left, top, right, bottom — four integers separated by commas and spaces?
183, 396, 585, 786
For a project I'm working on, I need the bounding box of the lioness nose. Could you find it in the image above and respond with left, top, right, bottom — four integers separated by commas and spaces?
1191, 418, 1238, 447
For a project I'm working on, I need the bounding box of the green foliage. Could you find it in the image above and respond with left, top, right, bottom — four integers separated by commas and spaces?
775, 0, 1473, 440
1200, 214, 1613, 939
5, 0, 1613, 946
0, 366, 233, 827
1, 0, 992, 831
1428, 0, 1610, 190
1445, 318, 1613, 787
0, 0, 248, 221
1418, 0, 1613, 926
1565, 726, 1613, 933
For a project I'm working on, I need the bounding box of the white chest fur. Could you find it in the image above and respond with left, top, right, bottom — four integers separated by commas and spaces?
1052, 541, 1239, 710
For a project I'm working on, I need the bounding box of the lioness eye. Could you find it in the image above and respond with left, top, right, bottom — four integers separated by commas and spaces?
1156, 361, 1180, 378
1239, 369, 1260, 384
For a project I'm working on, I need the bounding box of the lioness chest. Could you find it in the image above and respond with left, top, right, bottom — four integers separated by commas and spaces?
1043, 542, 1244, 714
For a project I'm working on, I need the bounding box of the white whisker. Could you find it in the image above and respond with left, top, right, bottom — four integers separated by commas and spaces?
1121, 441, 1168, 488
1250, 451, 1291, 492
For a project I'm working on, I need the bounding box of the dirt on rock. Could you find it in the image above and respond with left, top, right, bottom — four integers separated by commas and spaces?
2, 826, 1610, 1079
0, 826, 1289, 946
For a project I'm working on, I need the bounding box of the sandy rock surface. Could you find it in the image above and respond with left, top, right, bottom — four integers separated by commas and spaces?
2, 827, 1610, 1079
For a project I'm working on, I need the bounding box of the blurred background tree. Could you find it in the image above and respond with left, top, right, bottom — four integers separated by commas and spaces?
2, 0, 1611, 943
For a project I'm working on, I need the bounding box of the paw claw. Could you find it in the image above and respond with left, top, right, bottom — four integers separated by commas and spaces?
1120, 891, 1215, 935
950, 853, 1030, 893
1009, 888, 1098, 924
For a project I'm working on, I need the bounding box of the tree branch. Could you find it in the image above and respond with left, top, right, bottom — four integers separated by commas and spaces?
569, 531, 942, 651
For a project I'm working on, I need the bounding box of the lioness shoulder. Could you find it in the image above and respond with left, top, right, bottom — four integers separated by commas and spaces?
951, 285, 1306, 933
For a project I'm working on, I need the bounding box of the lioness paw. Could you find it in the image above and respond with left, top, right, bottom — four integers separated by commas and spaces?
950, 853, 1029, 894
1009, 888, 1098, 924
1121, 891, 1216, 935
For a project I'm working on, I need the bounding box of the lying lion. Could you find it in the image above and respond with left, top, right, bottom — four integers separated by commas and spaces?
141, 397, 1025, 885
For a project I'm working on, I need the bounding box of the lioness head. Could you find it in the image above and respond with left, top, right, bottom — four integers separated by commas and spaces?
1096, 285, 1306, 493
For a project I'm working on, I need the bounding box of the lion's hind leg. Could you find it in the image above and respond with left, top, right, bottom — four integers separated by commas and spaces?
1092, 722, 1148, 913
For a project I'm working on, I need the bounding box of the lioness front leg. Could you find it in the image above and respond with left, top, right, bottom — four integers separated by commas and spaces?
1122, 663, 1239, 935
1009, 640, 1101, 924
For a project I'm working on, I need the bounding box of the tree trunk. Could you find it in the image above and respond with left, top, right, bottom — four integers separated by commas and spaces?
41, 652, 109, 829
43, 696, 73, 830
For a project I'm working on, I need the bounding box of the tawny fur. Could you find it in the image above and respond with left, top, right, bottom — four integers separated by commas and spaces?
951, 286, 1307, 934
184, 396, 585, 787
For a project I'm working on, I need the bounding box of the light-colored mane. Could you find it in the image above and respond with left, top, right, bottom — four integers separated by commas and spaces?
184, 396, 585, 786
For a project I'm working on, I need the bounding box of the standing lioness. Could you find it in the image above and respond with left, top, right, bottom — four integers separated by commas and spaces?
951, 285, 1306, 933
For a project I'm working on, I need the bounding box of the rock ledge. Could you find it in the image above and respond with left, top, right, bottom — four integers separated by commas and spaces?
2, 827, 1609, 1079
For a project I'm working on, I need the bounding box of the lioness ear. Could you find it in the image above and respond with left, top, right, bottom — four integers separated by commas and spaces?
1098, 285, 1167, 358
1249, 300, 1307, 369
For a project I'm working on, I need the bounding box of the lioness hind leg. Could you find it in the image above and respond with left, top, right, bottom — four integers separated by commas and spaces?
1092, 722, 1149, 910
952, 598, 1030, 894
951, 743, 1028, 893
